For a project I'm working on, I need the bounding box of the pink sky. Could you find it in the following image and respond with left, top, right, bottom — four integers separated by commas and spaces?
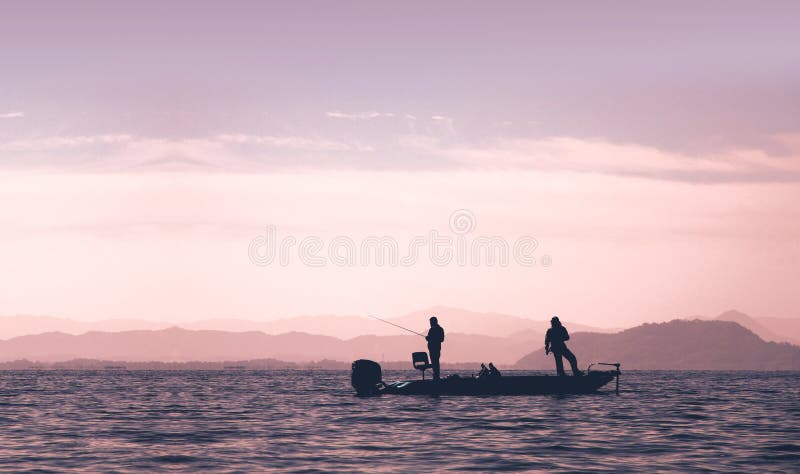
1, 2, 799, 327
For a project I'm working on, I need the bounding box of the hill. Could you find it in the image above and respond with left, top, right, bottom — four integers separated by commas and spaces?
714, 310, 800, 345
2, 319, 798, 370
0, 315, 170, 340
515, 319, 800, 370
756, 317, 800, 344
0, 328, 538, 365
0, 306, 616, 340
389, 306, 616, 338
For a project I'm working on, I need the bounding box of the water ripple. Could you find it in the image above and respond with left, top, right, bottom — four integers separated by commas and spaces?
0, 370, 797, 472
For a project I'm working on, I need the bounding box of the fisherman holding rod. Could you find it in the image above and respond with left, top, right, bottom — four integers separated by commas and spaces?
426, 317, 445, 380
369, 314, 446, 380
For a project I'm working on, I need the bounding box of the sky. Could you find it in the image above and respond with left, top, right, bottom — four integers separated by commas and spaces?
1, 1, 799, 327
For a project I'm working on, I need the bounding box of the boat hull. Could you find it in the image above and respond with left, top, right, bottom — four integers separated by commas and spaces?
379, 372, 616, 396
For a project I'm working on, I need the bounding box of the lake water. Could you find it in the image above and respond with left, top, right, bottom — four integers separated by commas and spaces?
0, 370, 798, 472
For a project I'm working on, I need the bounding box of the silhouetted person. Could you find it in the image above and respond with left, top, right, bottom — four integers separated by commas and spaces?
545, 316, 583, 376
477, 363, 489, 378
425, 316, 445, 380
488, 362, 502, 378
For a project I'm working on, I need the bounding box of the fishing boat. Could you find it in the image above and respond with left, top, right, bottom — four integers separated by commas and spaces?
351, 356, 621, 396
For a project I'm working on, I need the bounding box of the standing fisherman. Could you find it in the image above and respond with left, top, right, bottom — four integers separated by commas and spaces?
545, 316, 583, 376
426, 316, 445, 380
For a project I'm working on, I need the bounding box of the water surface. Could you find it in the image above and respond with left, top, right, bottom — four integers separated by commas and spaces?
0, 370, 797, 472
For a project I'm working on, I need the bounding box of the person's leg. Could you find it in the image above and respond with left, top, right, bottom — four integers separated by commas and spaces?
553, 352, 565, 376
430, 349, 441, 380
563, 347, 580, 375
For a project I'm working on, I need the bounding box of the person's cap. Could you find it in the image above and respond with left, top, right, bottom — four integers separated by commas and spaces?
430, 316, 438, 324
551, 316, 560, 323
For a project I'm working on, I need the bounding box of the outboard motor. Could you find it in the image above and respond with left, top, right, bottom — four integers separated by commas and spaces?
351, 359, 383, 396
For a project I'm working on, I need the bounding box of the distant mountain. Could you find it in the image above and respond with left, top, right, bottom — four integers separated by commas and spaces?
155, 308, 616, 339
3, 319, 797, 370
0, 329, 344, 363
714, 310, 800, 345
0, 314, 381, 340
0, 358, 309, 370
515, 319, 800, 370
756, 317, 800, 344
182, 315, 380, 339
0, 307, 617, 340
0, 358, 488, 371
0, 315, 170, 340
389, 306, 617, 338
0, 328, 540, 365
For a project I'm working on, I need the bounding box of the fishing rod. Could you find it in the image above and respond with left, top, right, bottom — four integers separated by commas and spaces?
367, 314, 426, 338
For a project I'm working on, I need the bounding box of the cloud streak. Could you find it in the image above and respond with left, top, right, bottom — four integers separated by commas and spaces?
1, 131, 798, 183
0, 133, 376, 172
0, 112, 24, 119
0, 134, 132, 151
326, 111, 396, 120
417, 136, 800, 183
216, 133, 372, 152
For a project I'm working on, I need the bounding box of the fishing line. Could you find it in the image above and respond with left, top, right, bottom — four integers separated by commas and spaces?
367, 314, 426, 338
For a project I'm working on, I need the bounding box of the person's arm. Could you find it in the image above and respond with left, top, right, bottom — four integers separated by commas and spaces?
562, 327, 570, 341
439, 327, 445, 343
545, 330, 551, 354
425, 328, 430, 342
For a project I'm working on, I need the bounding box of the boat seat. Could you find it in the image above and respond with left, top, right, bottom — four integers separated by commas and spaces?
412, 352, 432, 379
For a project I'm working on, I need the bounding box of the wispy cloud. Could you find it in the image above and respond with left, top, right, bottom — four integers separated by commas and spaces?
0, 133, 374, 171
0, 133, 369, 155
407, 135, 800, 183
1, 130, 798, 183
216, 133, 370, 152
0, 134, 133, 152
430, 115, 455, 135
0, 112, 24, 119
326, 111, 395, 120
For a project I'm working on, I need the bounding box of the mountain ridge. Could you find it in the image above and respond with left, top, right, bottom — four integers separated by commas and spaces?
0, 306, 618, 340
515, 319, 800, 370
0, 318, 797, 369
